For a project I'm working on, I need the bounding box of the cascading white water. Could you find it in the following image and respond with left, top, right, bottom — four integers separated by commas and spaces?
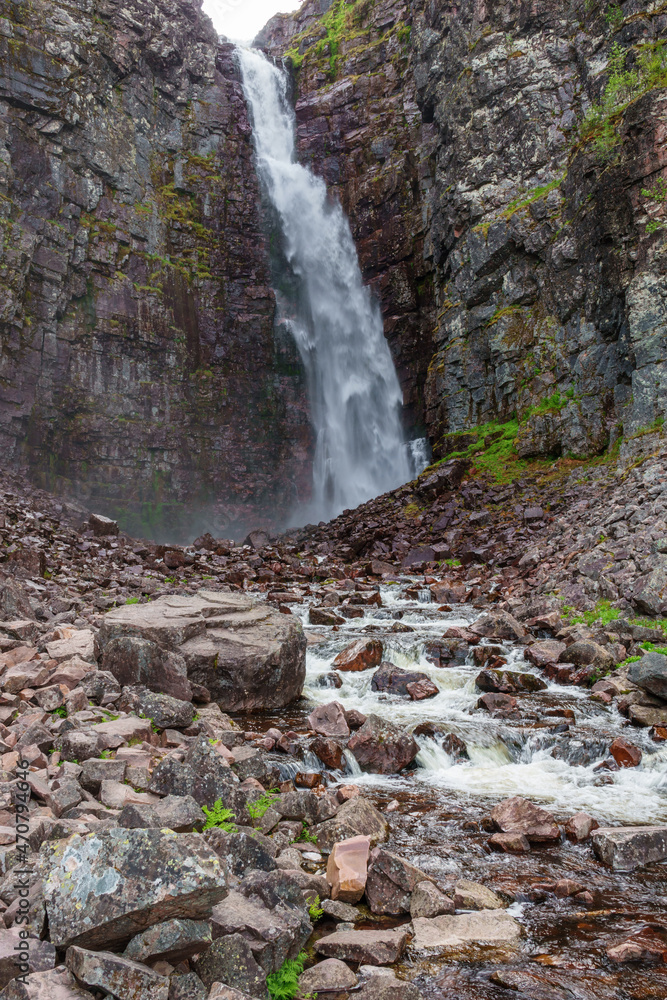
238, 48, 417, 522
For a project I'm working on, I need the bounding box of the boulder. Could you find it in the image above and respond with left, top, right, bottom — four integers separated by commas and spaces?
365, 848, 432, 915
453, 881, 505, 910
326, 836, 370, 902
488, 832, 531, 853
89, 514, 119, 537
65, 947, 168, 1000
0, 578, 34, 621
124, 919, 212, 963
0, 966, 95, 998
609, 737, 642, 768
97, 592, 306, 711
208, 986, 255, 1000
409, 881, 454, 919
591, 826, 667, 870
370, 663, 435, 697
564, 813, 599, 842
118, 686, 194, 730
169, 973, 208, 1000
79, 758, 127, 794
149, 736, 240, 811
204, 828, 277, 878
299, 958, 357, 993
210, 889, 309, 974
558, 641, 615, 670
308, 702, 350, 738
46, 630, 96, 664
41, 829, 228, 948
100, 636, 193, 701
311, 737, 345, 769
628, 704, 667, 727
309, 608, 345, 626
475, 669, 547, 694
333, 640, 383, 672
347, 715, 419, 774
470, 613, 527, 641
92, 716, 153, 744
490, 797, 560, 843
628, 652, 667, 700
525, 641, 567, 667
193, 934, 267, 997
355, 977, 423, 1000
321, 899, 360, 922
411, 910, 522, 954
118, 795, 205, 833
406, 679, 439, 700
0, 929, 55, 989
314, 927, 409, 965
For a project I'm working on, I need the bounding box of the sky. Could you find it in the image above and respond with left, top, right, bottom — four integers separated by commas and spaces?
203, 0, 303, 43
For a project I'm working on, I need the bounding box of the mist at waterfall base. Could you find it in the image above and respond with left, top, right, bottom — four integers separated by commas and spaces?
238, 48, 428, 527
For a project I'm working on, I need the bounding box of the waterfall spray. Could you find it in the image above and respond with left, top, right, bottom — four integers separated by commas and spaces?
238, 48, 422, 522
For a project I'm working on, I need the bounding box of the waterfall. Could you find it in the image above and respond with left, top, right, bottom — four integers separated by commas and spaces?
237, 48, 417, 522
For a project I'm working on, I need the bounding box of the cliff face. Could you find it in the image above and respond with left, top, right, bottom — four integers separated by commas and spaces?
0, 0, 311, 540
259, 0, 667, 463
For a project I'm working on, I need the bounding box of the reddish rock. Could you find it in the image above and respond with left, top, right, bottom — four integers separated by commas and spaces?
334, 640, 383, 672
311, 737, 345, 770
525, 640, 567, 667
487, 832, 531, 853
491, 797, 560, 843
609, 737, 642, 768
470, 612, 527, 641
308, 701, 350, 738
650, 725, 667, 742
347, 715, 420, 774
371, 662, 435, 697
365, 848, 433, 915
407, 679, 439, 700
564, 812, 599, 842
345, 709, 367, 730
326, 835, 371, 902
337, 785, 361, 804
475, 668, 546, 694
477, 693, 518, 716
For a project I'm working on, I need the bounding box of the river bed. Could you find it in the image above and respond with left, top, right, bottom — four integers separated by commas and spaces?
237, 583, 667, 1000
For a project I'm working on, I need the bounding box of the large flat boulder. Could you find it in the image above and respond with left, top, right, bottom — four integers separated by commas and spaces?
591, 826, 667, 871
0, 967, 95, 998
41, 829, 228, 948
314, 927, 409, 965
411, 911, 522, 954
490, 797, 560, 843
96, 592, 306, 711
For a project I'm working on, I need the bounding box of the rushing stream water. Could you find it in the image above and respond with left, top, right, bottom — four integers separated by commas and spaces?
237, 48, 424, 521
237, 583, 667, 1000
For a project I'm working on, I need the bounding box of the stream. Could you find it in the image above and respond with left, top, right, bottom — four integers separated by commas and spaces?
238, 582, 667, 1000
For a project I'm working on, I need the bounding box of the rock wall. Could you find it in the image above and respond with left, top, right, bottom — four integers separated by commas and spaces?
259, 0, 667, 462
0, 0, 312, 540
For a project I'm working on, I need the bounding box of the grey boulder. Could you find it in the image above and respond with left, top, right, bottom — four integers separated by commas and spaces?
96, 591, 306, 711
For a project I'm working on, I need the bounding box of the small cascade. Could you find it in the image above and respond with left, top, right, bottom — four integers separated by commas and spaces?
237, 48, 416, 522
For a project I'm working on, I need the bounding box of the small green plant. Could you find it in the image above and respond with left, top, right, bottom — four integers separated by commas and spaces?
308, 895, 324, 922
581, 41, 667, 157
641, 641, 667, 656
296, 821, 318, 844
125, 596, 139, 604
51, 706, 68, 718
562, 598, 621, 627
605, 3, 624, 30
99, 749, 112, 759
619, 655, 642, 666
266, 952, 311, 1000
443, 558, 462, 568
247, 789, 279, 822
202, 800, 237, 833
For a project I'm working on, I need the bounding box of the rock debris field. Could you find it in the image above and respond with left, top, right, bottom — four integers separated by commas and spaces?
0, 454, 666, 1000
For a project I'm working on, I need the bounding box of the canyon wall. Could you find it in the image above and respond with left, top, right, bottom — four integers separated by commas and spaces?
0, 0, 311, 540
259, 0, 667, 462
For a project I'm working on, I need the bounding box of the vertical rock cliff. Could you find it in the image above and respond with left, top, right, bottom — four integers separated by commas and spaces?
259, 0, 667, 464
0, 0, 311, 539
